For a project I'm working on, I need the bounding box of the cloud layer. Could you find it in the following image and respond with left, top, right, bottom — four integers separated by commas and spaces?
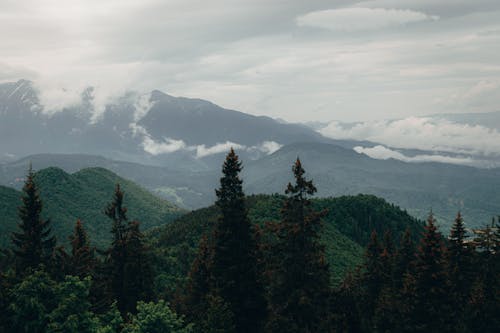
353, 145, 482, 166
1, 1, 500, 122
131, 123, 282, 158
321, 116, 500, 158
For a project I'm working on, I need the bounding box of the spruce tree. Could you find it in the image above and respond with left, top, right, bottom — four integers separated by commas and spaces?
266, 158, 331, 333
105, 184, 129, 315
69, 220, 95, 279
11, 166, 56, 274
122, 221, 153, 315
210, 148, 266, 333
411, 212, 452, 332
447, 212, 473, 331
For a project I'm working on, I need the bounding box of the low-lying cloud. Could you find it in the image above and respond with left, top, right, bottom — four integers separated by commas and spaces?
132, 123, 282, 158
320, 117, 500, 157
353, 145, 481, 166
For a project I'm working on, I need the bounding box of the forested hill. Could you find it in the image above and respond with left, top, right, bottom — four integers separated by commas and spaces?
150, 194, 423, 289
0, 167, 184, 248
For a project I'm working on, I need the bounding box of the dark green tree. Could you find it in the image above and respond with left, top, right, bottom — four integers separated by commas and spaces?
210, 148, 266, 333
122, 221, 153, 315
447, 212, 474, 332
11, 166, 56, 274
104, 184, 129, 315
266, 158, 331, 333
411, 212, 452, 332
69, 220, 95, 279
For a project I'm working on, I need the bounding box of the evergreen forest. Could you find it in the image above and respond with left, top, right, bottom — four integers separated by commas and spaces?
0, 149, 499, 332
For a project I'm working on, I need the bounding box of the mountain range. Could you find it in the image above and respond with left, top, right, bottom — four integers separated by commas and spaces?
1, 79, 499, 230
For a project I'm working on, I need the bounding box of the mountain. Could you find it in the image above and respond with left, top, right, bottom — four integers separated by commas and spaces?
0, 153, 218, 209
2, 145, 499, 231
242, 142, 500, 229
0, 80, 340, 168
150, 194, 422, 289
0, 167, 184, 248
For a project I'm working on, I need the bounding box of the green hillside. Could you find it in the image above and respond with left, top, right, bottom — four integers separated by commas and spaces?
0, 167, 184, 248
150, 194, 423, 292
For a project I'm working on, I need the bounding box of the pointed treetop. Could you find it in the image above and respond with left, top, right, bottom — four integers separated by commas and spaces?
285, 158, 316, 199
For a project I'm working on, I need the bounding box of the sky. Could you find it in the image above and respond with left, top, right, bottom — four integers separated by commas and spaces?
1, 0, 500, 123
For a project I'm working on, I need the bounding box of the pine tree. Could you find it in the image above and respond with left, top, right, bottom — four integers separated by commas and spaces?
69, 220, 95, 279
180, 235, 214, 328
447, 212, 473, 332
266, 158, 331, 333
101, 185, 154, 316
11, 166, 56, 274
104, 184, 129, 315
411, 212, 452, 332
210, 148, 266, 333
122, 221, 153, 315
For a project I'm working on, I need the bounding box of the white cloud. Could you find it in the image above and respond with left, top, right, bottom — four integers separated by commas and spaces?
321, 117, 500, 156
195, 141, 245, 158
142, 136, 187, 155
297, 7, 438, 32
1, 1, 500, 123
253, 141, 283, 155
353, 145, 481, 166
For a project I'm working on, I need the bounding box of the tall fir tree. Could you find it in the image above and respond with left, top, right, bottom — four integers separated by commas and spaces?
122, 221, 153, 315
11, 166, 56, 274
210, 148, 266, 333
447, 212, 474, 332
411, 212, 452, 332
69, 220, 95, 279
266, 158, 331, 333
104, 184, 129, 315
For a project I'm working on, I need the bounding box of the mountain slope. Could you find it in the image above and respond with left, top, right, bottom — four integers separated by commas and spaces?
0, 80, 337, 166
0, 167, 184, 248
243, 142, 500, 229
151, 194, 422, 290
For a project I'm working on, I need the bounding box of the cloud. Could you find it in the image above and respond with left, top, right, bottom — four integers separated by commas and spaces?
142, 136, 187, 155
353, 145, 481, 166
1, 1, 500, 123
195, 141, 245, 158
297, 7, 438, 32
253, 141, 283, 155
131, 123, 283, 158
321, 117, 500, 156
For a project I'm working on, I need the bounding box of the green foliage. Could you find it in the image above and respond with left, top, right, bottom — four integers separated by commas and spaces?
122, 300, 193, 333
46, 276, 99, 333
8, 269, 56, 332
11, 167, 56, 274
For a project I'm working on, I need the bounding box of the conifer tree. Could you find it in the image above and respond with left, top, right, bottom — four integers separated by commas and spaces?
411, 212, 452, 332
122, 221, 153, 315
69, 219, 95, 279
447, 212, 473, 331
104, 184, 129, 315
266, 158, 331, 333
210, 148, 266, 333
101, 185, 154, 316
11, 166, 56, 274
181, 235, 214, 327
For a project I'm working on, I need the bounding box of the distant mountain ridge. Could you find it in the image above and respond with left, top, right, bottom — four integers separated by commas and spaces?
0, 79, 342, 168
2, 148, 499, 231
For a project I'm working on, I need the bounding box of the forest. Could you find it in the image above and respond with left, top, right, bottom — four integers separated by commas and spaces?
0, 149, 499, 333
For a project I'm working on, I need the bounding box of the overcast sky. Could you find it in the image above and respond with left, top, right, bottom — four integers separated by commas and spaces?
1, 0, 500, 122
